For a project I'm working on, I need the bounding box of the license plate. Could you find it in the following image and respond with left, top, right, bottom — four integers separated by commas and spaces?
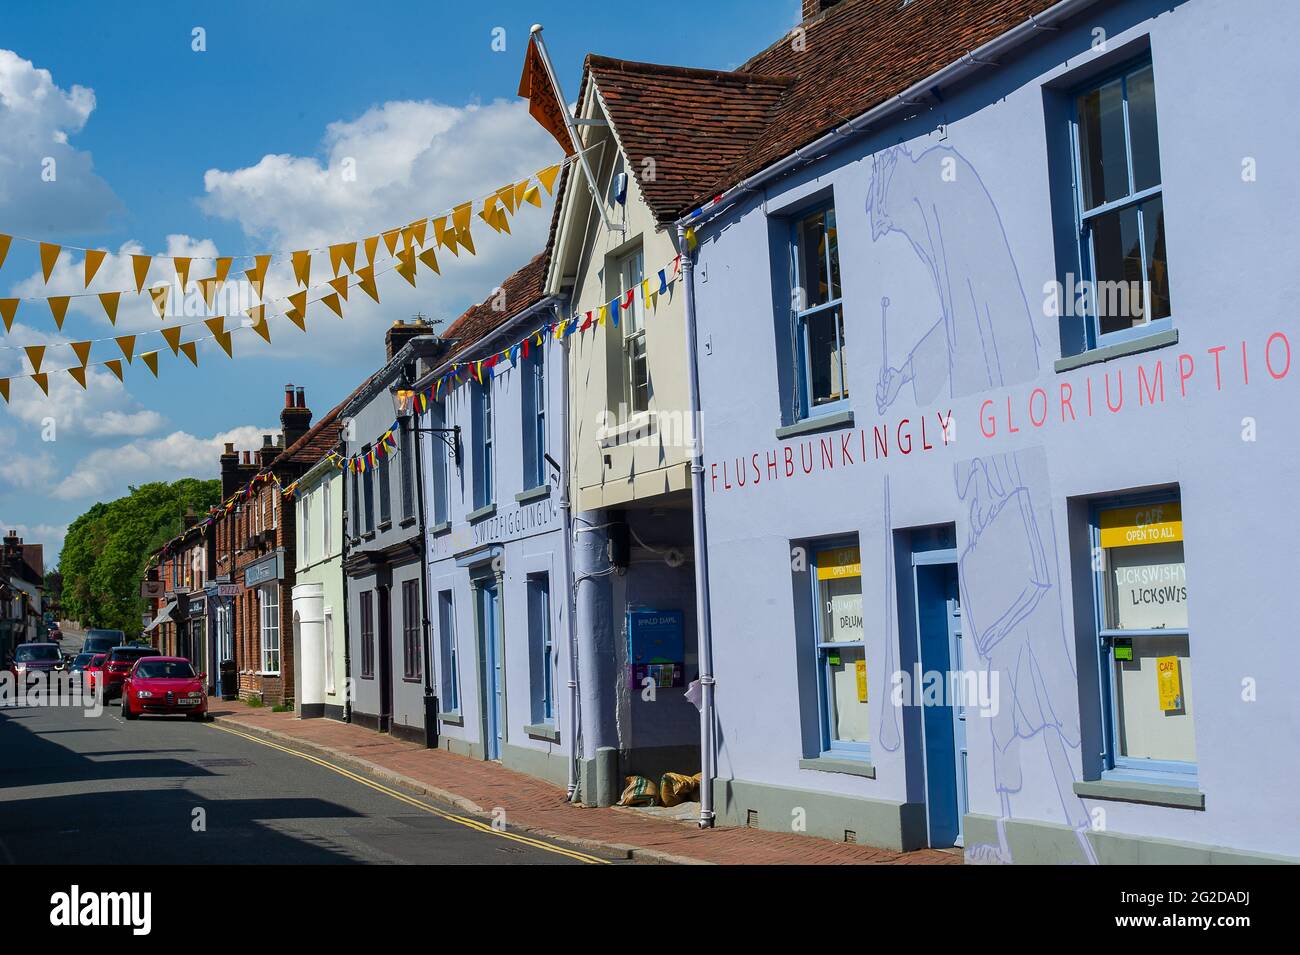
177, 698, 200, 706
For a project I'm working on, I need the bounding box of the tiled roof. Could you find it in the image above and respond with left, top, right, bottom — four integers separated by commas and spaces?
586, 0, 1059, 221
441, 251, 550, 364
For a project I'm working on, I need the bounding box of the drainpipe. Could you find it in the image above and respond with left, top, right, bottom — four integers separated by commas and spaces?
557, 298, 583, 802
676, 223, 716, 829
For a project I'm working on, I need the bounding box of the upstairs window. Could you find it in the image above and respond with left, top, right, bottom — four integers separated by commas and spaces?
473, 383, 494, 508
378, 440, 392, 525
430, 402, 450, 525
362, 445, 375, 533
1072, 59, 1170, 348
791, 204, 846, 418
617, 247, 648, 415
524, 345, 547, 488
400, 419, 414, 520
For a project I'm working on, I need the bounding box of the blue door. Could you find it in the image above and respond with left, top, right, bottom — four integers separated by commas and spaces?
915, 560, 968, 848
478, 581, 503, 761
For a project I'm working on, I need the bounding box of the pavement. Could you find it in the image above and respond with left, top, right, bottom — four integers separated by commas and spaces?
210, 698, 960, 865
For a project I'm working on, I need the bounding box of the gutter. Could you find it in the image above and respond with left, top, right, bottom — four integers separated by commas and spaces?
676, 0, 1101, 233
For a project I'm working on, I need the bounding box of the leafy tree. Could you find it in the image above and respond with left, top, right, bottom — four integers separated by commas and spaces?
58, 479, 220, 635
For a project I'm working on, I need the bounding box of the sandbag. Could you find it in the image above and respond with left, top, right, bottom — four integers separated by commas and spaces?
618, 774, 659, 807
659, 771, 699, 807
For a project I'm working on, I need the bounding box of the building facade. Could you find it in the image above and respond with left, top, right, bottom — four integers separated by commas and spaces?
683, 0, 1300, 862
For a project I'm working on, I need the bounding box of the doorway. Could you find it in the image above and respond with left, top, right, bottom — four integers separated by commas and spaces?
377, 585, 393, 732
476, 579, 504, 761
913, 547, 969, 848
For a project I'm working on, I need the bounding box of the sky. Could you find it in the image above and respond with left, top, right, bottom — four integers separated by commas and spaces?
0, 0, 800, 566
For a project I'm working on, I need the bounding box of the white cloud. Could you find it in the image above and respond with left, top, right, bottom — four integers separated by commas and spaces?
0, 49, 120, 233
0, 446, 58, 490
51, 424, 270, 502
95, 409, 166, 437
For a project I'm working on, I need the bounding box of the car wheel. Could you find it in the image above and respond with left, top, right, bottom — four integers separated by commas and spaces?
122, 698, 137, 720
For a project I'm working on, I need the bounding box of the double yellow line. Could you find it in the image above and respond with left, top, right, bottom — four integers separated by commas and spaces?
211, 724, 609, 864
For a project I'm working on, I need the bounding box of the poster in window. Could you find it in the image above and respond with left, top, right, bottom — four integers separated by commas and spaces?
628, 609, 684, 690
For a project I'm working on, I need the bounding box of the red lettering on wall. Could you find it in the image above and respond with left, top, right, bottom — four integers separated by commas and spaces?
1178, 353, 1194, 397
1266, 332, 1291, 380
1137, 360, 1164, 406
1208, 345, 1226, 390
1060, 381, 1075, 422
1105, 369, 1123, 413
979, 400, 995, 438
897, 419, 912, 454
1029, 387, 1048, 427
874, 425, 889, 459
937, 410, 953, 444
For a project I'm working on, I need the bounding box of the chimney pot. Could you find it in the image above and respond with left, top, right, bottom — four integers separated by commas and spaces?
223, 442, 235, 454
296, 386, 306, 409
284, 384, 295, 409
263, 434, 273, 447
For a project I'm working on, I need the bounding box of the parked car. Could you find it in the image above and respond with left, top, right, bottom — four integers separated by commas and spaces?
82, 653, 108, 693
47, 626, 63, 643
101, 645, 161, 700
122, 657, 209, 721
82, 630, 126, 656
9, 643, 63, 678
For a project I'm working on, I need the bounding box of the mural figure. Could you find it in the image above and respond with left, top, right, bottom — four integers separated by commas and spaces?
868, 144, 1096, 863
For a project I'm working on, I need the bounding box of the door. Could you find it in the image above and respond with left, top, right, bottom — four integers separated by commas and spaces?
377, 586, 393, 732
915, 560, 969, 848
478, 580, 503, 760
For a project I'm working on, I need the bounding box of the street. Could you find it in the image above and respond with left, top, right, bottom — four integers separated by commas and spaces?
0, 695, 610, 865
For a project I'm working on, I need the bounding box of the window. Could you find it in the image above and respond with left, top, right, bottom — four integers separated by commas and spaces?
322, 479, 332, 558
400, 420, 414, 520
401, 579, 421, 680
473, 383, 494, 508
617, 247, 648, 414
524, 346, 547, 488
301, 491, 312, 565
359, 590, 375, 678
431, 402, 449, 525
1072, 59, 1170, 348
1093, 496, 1194, 781
810, 543, 869, 756
437, 590, 459, 712
271, 487, 278, 529
259, 584, 280, 674
324, 607, 336, 695
350, 469, 361, 541
378, 441, 392, 525
791, 204, 846, 418
362, 447, 375, 532
528, 575, 554, 724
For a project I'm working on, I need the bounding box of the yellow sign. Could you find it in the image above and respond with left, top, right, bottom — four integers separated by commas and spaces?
855, 658, 868, 703
816, 546, 861, 580
1156, 655, 1183, 711
1100, 503, 1183, 549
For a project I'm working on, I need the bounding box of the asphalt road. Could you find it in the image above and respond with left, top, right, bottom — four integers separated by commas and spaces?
0, 686, 613, 865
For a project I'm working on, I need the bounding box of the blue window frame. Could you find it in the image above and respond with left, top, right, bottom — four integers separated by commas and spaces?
437, 590, 459, 712
1089, 492, 1196, 786
524, 345, 547, 489
473, 382, 494, 508
1070, 58, 1171, 352
790, 202, 847, 419
362, 445, 375, 532
809, 541, 870, 758
428, 401, 450, 525
527, 574, 554, 724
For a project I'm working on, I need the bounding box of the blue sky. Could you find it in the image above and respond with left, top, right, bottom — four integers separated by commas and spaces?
0, 0, 799, 564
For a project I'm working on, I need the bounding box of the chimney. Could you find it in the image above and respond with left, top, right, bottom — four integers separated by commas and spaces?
220, 442, 242, 497
281, 382, 312, 450
386, 319, 429, 362
183, 506, 199, 530
258, 433, 283, 468
802, 0, 842, 19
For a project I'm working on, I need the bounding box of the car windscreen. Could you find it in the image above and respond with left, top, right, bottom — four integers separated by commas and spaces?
72, 654, 94, 667
15, 645, 61, 662
134, 661, 196, 680
110, 648, 158, 662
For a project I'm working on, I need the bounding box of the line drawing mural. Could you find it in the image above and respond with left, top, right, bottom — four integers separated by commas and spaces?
868, 143, 1097, 863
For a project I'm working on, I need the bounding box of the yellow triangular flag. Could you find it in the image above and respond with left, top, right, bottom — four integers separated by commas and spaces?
395, 248, 417, 287
116, 335, 136, 364
0, 298, 18, 332
24, 345, 45, 374
0, 378, 9, 403
198, 276, 222, 308
204, 317, 225, 338
212, 330, 233, 358
407, 219, 428, 247
328, 275, 349, 301
173, 257, 192, 290
381, 229, 401, 257
132, 254, 152, 292
180, 341, 198, 366
84, 249, 107, 287
161, 325, 183, 355
442, 227, 460, 257
68, 365, 88, 389
355, 266, 380, 304
323, 293, 343, 318
452, 202, 472, 233
496, 185, 517, 216
31, 373, 49, 395
523, 184, 542, 208
479, 197, 502, 233
291, 250, 311, 288
71, 341, 92, 366
456, 226, 476, 256
495, 208, 512, 235
364, 235, 379, 266
432, 216, 450, 249
537, 164, 561, 194
0, 234, 10, 271
39, 243, 60, 283
214, 256, 233, 282
246, 254, 271, 298
329, 242, 357, 276
286, 290, 308, 327
141, 351, 160, 377
418, 247, 440, 275
47, 296, 70, 330
249, 314, 271, 344
514, 180, 530, 208
104, 358, 123, 382
149, 284, 170, 319
99, 291, 121, 324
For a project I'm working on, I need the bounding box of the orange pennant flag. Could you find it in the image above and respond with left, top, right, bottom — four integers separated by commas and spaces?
71, 341, 92, 366
418, 247, 440, 275
173, 257, 192, 290
328, 275, 349, 301
355, 266, 380, 304
322, 293, 343, 318
204, 316, 225, 338
496, 185, 517, 216
116, 335, 136, 364
291, 250, 311, 288
513, 180, 530, 208
381, 229, 401, 257
31, 373, 49, 395
99, 291, 121, 324
214, 257, 233, 282
537, 163, 561, 194
198, 276, 222, 308
452, 202, 472, 233
149, 284, 170, 319
0, 378, 9, 403
245, 254, 271, 298
518, 36, 575, 156
249, 313, 271, 343
180, 341, 198, 366
407, 219, 428, 247
0, 234, 10, 271
363, 236, 379, 266
1, 298, 18, 332
48, 296, 70, 330
132, 254, 152, 292
212, 329, 233, 358
456, 226, 476, 256
68, 365, 88, 389
39, 243, 60, 283
25, 345, 45, 374
286, 290, 308, 328
329, 242, 357, 276
84, 249, 107, 287
161, 325, 183, 355
395, 248, 417, 287
141, 351, 160, 377
522, 184, 542, 208
104, 359, 123, 382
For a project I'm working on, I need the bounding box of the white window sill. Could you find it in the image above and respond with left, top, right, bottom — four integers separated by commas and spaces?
598, 411, 656, 448
1054, 328, 1178, 372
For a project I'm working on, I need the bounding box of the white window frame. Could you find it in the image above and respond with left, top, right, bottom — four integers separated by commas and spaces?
617, 247, 648, 414
259, 584, 280, 675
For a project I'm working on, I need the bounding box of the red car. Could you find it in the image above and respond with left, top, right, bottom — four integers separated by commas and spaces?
122, 657, 209, 720
102, 645, 161, 700
81, 653, 108, 693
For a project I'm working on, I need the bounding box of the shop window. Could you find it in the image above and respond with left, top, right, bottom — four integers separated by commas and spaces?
1092, 495, 1195, 782
790, 203, 846, 419
528, 575, 554, 724
809, 542, 870, 757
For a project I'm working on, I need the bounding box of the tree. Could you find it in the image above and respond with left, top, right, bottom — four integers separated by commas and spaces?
58, 479, 220, 635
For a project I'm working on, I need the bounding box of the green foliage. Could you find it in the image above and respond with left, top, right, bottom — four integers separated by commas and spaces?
58, 479, 220, 636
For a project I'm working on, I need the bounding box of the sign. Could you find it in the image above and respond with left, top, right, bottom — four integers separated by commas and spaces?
140, 580, 164, 599
1157, 655, 1183, 711
1109, 541, 1187, 630
244, 553, 281, 588
855, 658, 868, 703
628, 609, 685, 690
1099, 503, 1183, 549
217, 584, 240, 597
816, 546, 861, 580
